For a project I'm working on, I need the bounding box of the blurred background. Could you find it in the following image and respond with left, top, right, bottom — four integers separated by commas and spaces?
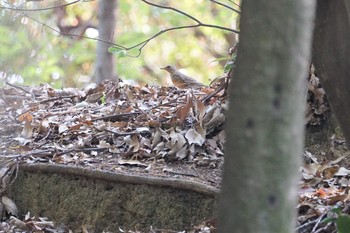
0, 0, 239, 88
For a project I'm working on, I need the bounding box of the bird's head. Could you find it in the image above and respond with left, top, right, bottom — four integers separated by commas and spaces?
161, 65, 177, 74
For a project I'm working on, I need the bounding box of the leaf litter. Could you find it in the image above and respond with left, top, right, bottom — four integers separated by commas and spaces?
0, 80, 226, 232
0, 67, 348, 232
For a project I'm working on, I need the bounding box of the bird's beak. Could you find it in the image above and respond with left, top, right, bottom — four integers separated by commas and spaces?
160, 67, 166, 70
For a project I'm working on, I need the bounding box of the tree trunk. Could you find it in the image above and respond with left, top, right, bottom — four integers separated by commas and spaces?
312, 0, 350, 147
218, 1, 316, 233
95, 0, 117, 83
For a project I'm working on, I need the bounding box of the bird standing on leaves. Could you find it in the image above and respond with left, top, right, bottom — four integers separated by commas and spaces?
161, 65, 205, 89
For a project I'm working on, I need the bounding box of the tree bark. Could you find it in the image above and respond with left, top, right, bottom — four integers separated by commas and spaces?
218, 1, 316, 233
95, 0, 117, 83
313, 0, 350, 147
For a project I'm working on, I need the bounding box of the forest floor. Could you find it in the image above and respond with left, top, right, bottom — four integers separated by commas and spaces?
0, 76, 348, 232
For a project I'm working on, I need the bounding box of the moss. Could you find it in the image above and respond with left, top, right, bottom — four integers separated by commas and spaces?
11, 169, 217, 232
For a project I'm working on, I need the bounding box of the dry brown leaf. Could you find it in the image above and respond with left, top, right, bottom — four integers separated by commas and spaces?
85, 92, 103, 103
322, 166, 339, 179
148, 120, 161, 128
176, 93, 193, 125
18, 112, 33, 122
128, 134, 140, 153
195, 123, 206, 138
327, 194, 349, 205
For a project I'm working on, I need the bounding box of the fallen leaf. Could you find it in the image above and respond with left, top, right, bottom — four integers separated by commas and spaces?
185, 128, 205, 146
2, 196, 18, 216
335, 167, 350, 176
18, 112, 33, 122
176, 93, 193, 125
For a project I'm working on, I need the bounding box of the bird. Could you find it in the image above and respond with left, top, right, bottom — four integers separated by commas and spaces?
161, 65, 206, 89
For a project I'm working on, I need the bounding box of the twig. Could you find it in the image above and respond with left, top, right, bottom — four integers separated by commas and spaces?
103, 128, 139, 137
25, 149, 54, 157
5, 82, 32, 95
202, 61, 234, 102
23, 10, 126, 48
209, 0, 240, 14
56, 147, 108, 156
38, 95, 78, 104
296, 218, 318, 233
0, 0, 82, 11
141, 0, 239, 32
141, 0, 200, 23
3, 0, 239, 58
127, 23, 237, 58
311, 213, 326, 232
1, 1, 126, 48
202, 76, 227, 102
129, 0, 239, 57
91, 112, 142, 122
227, 0, 241, 9
163, 168, 197, 177
313, 222, 333, 233
151, 101, 179, 110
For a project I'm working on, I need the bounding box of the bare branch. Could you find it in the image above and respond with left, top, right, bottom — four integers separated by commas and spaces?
2, 0, 239, 59
209, 0, 241, 14
28, 13, 127, 49
0, 0, 82, 11
126, 23, 238, 57
1, 2, 127, 49
126, 0, 239, 57
141, 0, 201, 24
126, 24, 202, 57
227, 0, 241, 9
139, 0, 238, 33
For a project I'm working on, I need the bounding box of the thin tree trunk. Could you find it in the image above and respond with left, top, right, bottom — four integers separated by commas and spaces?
95, 0, 117, 83
313, 0, 350, 148
218, 1, 316, 232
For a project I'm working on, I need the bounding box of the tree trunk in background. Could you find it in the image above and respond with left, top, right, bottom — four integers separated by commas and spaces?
218, 1, 315, 233
313, 0, 350, 147
95, 0, 117, 83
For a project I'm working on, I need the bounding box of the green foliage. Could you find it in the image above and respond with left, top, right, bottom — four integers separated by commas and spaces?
101, 92, 106, 104
224, 53, 237, 73
0, 0, 240, 87
323, 208, 350, 233
108, 47, 128, 58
